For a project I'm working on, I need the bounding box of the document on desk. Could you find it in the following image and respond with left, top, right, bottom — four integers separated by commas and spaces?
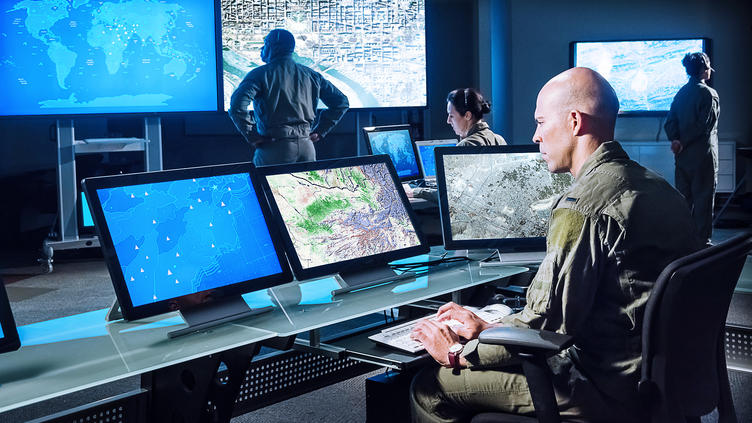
369, 303, 513, 354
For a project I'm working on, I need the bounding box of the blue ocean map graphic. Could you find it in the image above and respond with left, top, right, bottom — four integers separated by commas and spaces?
97, 173, 282, 307
2, 0, 218, 115
575, 39, 704, 112
369, 130, 419, 178
419, 143, 455, 178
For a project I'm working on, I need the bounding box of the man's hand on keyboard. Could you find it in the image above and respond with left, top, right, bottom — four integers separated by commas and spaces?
436, 302, 495, 340
410, 319, 462, 367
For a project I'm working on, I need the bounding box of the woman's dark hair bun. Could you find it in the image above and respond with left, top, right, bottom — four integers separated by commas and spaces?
480, 101, 491, 114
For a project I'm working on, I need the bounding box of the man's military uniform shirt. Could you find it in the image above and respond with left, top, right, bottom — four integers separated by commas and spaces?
461, 141, 703, 412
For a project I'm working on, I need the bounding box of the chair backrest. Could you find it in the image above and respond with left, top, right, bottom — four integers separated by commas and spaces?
641, 232, 752, 422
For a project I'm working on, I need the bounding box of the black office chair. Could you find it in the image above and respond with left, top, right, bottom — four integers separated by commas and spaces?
472, 232, 752, 423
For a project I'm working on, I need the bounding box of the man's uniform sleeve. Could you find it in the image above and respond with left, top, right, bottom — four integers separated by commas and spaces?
311, 76, 349, 138
664, 98, 680, 141
228, 72, 262, 144
462, 207, 608, 369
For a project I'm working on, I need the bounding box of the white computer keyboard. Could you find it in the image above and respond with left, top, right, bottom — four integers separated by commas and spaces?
369, 303, 512, 354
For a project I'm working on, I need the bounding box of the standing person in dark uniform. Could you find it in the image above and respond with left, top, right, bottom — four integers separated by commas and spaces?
229, 29, 349, 166
446, 88, 507, 146
665, 52, 720, 243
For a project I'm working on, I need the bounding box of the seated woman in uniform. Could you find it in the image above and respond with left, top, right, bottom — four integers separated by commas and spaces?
446, 88, 506, 146
409, 88, 506, 202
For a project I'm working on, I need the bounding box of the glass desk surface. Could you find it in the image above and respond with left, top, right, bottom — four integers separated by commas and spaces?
237, 251, 528, 336
0, 308, 275, 412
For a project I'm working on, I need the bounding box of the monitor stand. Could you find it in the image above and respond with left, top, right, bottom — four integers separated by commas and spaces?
168, 297, 273, 338
479, 249, 547, 267
332, 266, 416, 296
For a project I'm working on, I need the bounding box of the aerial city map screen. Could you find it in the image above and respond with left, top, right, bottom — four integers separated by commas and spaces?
221, 0, 427, 109
94, 172, 283, 307
439, 149, 573, 247
264, 162, 422, 270
572, 39, 706, 113
2, 0, 220, 116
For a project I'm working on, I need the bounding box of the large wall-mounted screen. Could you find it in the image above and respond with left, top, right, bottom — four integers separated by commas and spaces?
221, 0, 427, 109
2, 0, 221, 117
571, 38, 708, 115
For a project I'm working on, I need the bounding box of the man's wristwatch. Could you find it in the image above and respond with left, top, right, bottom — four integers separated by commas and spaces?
447, 343, 464, 370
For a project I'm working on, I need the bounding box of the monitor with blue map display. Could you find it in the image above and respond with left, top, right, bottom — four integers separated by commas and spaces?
571, 38, 709, 115
82, 163, 292, 335
0, 277, 21, 353
1, 0, 222, 117
363, 125, 422, 182
415, 139, 457, 179
260, 155, 429, 294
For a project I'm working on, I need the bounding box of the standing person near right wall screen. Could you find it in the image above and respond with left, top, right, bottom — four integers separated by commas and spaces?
664, 52, 720, 244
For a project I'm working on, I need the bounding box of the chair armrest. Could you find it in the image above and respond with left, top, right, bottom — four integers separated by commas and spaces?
478, 327, 573, 354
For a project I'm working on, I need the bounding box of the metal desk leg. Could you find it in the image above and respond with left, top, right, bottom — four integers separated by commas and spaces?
142, 343, 259, 423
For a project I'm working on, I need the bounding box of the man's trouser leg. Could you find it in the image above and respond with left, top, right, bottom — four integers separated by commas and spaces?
691, 152, 717, 242
409, 365, 534, 423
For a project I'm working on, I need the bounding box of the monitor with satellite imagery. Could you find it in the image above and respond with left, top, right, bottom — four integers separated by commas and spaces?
436, 145, 574, 254
1, 0, 221, 117
415, 139, 457, 180
363, 125, 422, 182
82, 162, 292, 337
221, 0, 426, 110
571, 38, 709, 115
0, 277, 21, 353
260, 154, 429, 295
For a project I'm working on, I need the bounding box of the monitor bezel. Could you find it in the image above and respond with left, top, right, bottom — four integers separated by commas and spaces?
362, 124, 424, 182
0, 0, 224, 119
569, 37, 711, 116
415, 139, 458, 179
82, 162, 293, 322
436, 144, 565, 252
0, 277, 21, 353
259, 154, 430, 281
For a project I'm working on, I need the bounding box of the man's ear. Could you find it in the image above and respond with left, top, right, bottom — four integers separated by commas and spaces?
569, 110, 585, 136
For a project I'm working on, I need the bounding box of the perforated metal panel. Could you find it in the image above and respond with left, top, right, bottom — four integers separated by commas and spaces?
726, 324, 752, 373
231, 350, 377, 416
28, 390, 147, 423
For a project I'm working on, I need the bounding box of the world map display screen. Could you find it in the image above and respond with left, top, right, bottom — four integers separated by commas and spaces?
438, 148, 573, 250
365, 128, 421, 180
221, 0, 426, 109
264, 162, 422, 271
2, 0, 220, 116
572, 39, 706, 113
94, 172, 283, 308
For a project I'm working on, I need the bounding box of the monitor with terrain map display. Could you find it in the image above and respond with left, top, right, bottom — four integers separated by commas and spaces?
260, 155, 429, 294
436, 145, 574, 253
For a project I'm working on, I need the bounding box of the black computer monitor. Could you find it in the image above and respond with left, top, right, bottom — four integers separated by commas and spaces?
436, 145, 574, 253
362, 125, 423, 182
259, 155, 429, 295
415, 139, 457, 180
0, 277, 21, 353
82, 162, 292, 337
